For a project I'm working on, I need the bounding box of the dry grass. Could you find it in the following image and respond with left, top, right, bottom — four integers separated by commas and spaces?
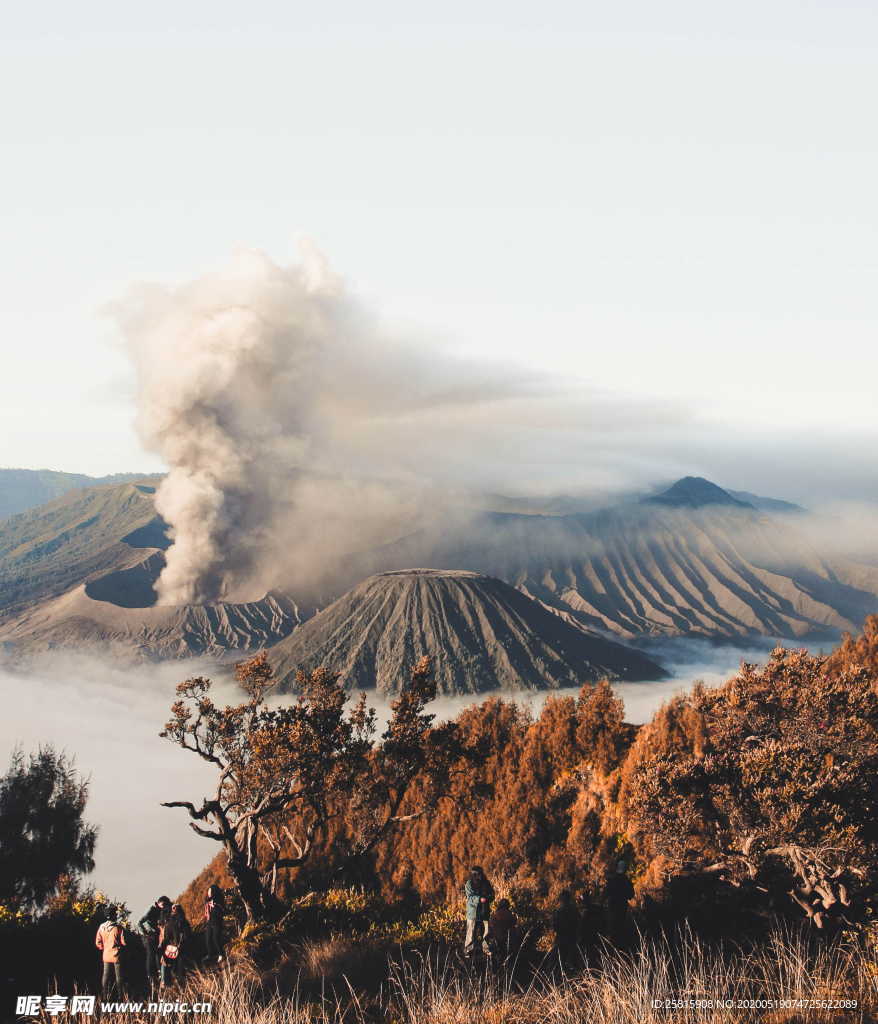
78, 929, 878, 1023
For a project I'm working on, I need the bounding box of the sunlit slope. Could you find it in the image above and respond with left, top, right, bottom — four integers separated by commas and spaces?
270, 569, 665, 695
511, 506, 878, 639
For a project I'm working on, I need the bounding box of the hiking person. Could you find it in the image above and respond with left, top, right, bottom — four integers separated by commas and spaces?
95, 906, 126, 999
577, 889, 600, 957
551, 890, 580, 968
487, 898, 518, 962
605, 860, 635, 945
171, 903, 192, 968
204, 884, 226, 964
138, 895, 171, 985
159, 904, 189, 988
464, 866, 494, 957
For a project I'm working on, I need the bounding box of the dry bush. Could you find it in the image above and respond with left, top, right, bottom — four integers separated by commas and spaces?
298, 934, 379, 984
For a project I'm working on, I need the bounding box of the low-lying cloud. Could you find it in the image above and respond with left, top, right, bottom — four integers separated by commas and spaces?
0, 656, 230, 913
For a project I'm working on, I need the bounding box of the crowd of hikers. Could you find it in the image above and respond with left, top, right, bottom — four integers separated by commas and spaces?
94, 885, 225, 998
94, 864, 633, 996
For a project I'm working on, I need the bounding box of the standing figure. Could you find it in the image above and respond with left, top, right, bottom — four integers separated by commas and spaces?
464, 866, 495, 957
204, 884, 226, 964
487, 898, 519, 963
95, 906, 126, 999
138, 895, 171, 987
605, 860, 635, 945
159, 904, 190, 988
552, 890, 580, 968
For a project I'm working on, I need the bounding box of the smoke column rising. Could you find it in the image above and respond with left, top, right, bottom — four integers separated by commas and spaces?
116, 246, 344, 604
116, 244, 672, 607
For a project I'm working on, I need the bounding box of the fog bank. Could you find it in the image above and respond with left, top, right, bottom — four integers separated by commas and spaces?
0, 656, 234, 913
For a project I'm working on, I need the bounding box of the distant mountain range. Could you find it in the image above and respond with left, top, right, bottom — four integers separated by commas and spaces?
0, 472, 875, 689
345, 477, 877, 641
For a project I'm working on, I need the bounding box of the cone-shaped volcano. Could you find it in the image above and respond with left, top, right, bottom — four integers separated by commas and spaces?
270, 568, 665, 695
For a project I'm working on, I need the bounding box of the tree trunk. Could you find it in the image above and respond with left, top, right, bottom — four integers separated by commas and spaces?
227, 851, 273, 922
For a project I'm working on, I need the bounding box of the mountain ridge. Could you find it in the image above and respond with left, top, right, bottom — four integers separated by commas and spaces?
0, 467, 160, 521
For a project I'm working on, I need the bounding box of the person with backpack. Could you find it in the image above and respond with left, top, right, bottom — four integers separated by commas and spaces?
551, 890, 580, 968
605, 860, 635, 945
95, 906, 127, 999
487, 898, 519, 963
138, 895, 171, 986
204, 884, 226, 964
464, 866, 494, 957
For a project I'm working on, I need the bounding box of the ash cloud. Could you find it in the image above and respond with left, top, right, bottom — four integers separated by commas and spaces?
113, 245, 687, 606
113, 243, 878, 609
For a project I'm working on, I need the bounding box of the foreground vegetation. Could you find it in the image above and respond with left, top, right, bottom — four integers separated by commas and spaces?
3, 618, 878, 1019
178, 619, 878, 946
37, 927, 878, 1022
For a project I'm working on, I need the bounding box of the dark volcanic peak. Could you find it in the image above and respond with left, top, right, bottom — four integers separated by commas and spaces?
644, 476, 754, 510
270, 568, 665, 695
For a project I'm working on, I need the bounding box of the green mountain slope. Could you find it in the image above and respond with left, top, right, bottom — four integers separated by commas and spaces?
0, 468, 155, 521
0, 478, 166, 622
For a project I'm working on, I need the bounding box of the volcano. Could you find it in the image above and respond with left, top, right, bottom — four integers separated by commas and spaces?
269, 568, 665, 695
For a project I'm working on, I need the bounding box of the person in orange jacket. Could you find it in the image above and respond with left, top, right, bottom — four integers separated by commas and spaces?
95, 906, 127, 999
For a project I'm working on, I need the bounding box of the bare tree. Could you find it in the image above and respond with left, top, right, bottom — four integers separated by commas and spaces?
161, 653, 465, 921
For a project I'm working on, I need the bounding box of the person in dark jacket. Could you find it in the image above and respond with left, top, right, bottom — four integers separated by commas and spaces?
204, 884, 226, 964
159, 905, 190, 988
464, 866, 495, 957
487, 898, 519, 963
138, 896, 171, 985
552, 890, 580, 968
605, 861, 635, 945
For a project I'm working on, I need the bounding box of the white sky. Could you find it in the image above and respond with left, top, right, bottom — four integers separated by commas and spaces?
1, 1, 877, 493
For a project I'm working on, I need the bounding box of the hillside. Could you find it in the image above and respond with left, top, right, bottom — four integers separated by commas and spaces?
0, 477, 308, 660
0, 478, 166, 623
0, 582, 304, 660
270, 568, 665, 694
0, 467, 154, 521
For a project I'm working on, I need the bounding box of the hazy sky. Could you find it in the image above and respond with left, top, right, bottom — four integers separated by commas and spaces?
2, 1, 877, 499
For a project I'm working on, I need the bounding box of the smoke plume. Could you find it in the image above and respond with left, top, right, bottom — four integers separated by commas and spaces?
115, 243, 878, 609
115, 245, 685, 606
